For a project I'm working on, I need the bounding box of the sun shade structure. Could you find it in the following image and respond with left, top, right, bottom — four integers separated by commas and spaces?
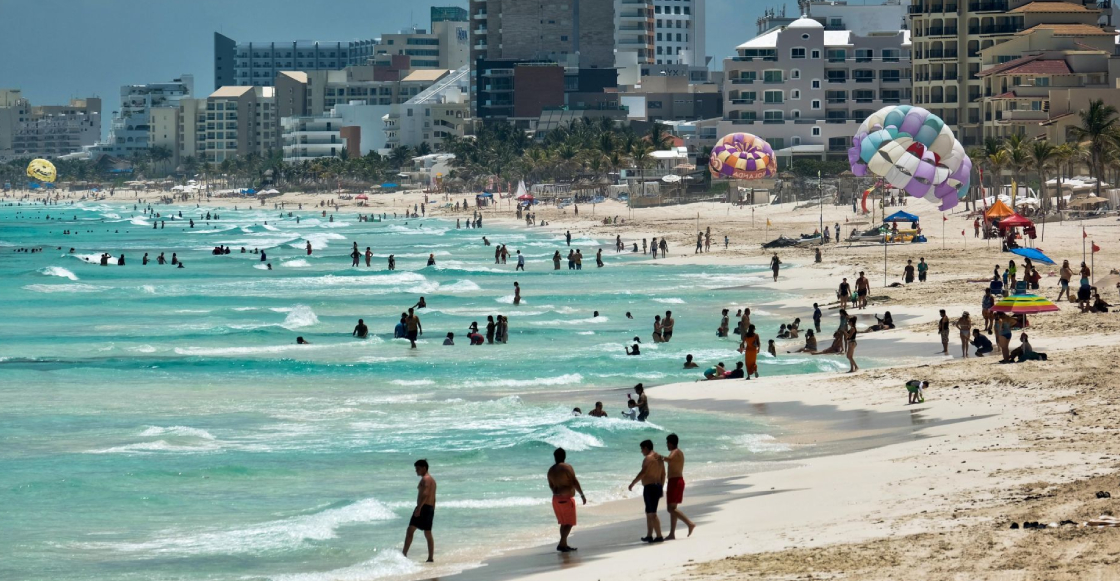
984, 199, 1015, 219
999, 214, 1033, 228
883, 210, 919, 223
991, 294, 1060, 314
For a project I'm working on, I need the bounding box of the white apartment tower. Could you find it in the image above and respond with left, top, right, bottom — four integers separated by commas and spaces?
654, 0, 706, 67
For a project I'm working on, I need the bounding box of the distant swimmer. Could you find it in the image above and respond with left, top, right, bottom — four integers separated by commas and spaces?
426, 254, 436, 267
142, 253, 149, 265
118, 254, 125, 266
260, 251, 267, 262
296, 336, 310, 344
443, 332, 454, 346
626, 312, 634, 319
663, 433, 696, 539
365, 247, 372, 267
353, 318, 369, 339
683, 354, 699, 369
588, 402, 608, 417
516, 250, 525, 271
306, 240, 312, 256
626, 337, 641, 356
402, 459, 436, 563
513, 282, 521, 306
388, 255, 396, 270
547, 447, 585, 552
414, 297, 427, 309
628, 439, 665, 543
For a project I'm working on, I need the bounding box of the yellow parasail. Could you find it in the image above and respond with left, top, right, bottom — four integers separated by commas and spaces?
27, 158, 57, 183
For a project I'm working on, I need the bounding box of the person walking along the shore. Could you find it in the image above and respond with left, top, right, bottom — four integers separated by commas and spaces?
629, 439, 666, 543
937, 309, 951, 355
547, 447, 585, 552
403, 460, 436, 563
664, 433, 696, 539
770, 253, 782, 281
739, 324, 761, 379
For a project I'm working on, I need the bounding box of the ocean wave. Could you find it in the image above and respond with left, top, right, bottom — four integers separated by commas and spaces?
271, 305, 319, 330
535, 425, 604, 451
38, 266, 79, 280
141, 285, 157, 294
528, 316, 607, 326
437, 280, 481, 293
291, 232, 346, 250
95, 498, 398, 555
725, 434, 791, 453
457, 373, 582, 389
385, 496, 544, 510
23, 283, 105, 293
281, 259, 310, 268
130, 216, 151, 226
267, 550, 419, 581
390, 379, 435, 387
140, 426, 217, 440
652, 297, 685, 304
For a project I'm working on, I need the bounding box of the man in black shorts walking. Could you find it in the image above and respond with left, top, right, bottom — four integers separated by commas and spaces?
403, 459, 437, 562
628, 439, 665, 543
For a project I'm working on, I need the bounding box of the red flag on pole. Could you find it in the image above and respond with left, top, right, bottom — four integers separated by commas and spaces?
943, 215, 948, 221
1083, 229, 1088, 239
1092, 242, 1101, 253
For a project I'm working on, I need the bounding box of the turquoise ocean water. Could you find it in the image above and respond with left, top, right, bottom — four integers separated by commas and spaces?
0, 200, 848, 581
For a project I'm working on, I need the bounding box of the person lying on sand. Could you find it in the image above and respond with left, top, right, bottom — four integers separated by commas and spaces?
789, 330, 817, 353
865, 312, 895, 332
811, 332, 844, 355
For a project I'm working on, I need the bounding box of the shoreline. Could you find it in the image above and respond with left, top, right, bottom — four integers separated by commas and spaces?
10, 189, 1120, 580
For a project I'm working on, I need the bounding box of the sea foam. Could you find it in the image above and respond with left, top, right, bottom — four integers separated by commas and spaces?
39, 266, 79, 280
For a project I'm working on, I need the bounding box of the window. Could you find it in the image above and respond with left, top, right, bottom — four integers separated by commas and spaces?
791, 69, 801, 79
764, 90, 783, 104
792, 136, 802, 145
855, 49, 873, 63
812, 99, 821, 109
791, 89, 801, 100
828, 137, 848, 151
1035, 77, 1049, 87
648, 101, 663, 109
769, 137, 785, 149
881, 70, 901, 83
791, 47, 806, 59
811, 49, 821, 59
827, 49, 846, 62
882, 49, 900, 63
811, 79, 821, 89
811, 126, 821, 136
740, 71, 757, 82
764, 110, 784, 122
763, 70, 783, 83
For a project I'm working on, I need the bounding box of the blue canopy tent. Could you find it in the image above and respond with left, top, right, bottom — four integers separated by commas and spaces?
380, 183, 399, 189
883, 210, 919, 223
1011, 247, 1055, 265
477, 192, 494, 198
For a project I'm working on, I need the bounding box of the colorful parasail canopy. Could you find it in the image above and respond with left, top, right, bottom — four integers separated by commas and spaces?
709, 133, 777, 180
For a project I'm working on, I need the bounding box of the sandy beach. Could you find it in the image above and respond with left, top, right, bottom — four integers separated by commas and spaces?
17, 186, 1120, 580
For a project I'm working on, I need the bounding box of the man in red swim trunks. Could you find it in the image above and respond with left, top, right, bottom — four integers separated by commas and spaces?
547, 447, 586, 552
664, 433, 696, 539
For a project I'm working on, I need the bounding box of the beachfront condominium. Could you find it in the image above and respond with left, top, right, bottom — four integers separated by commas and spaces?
95, 75, 194, 159
757, 0, 909, 37
653, 0, 707, 67
469, 0, 616, 68
908, 0, 1117, 146
975, 16, 1120, 143
615, 0, 655, 66
368, 17, 470, 71
165, 86, 276, 164
720, 14, 911, 160
0, 90, 101, 160
214, 34, 377, 88
384, 65, 471, 150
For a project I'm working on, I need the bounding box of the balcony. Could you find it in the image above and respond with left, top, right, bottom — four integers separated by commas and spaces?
909, 4, 924, 13
731, 78, 755, 85
730, 99, 755, 105
763, 119, 785, 124
472, 11, 487, 19
730, 119, 756, 125
827, 77, 848, 83
997, 110, 1048, 122
969, 1, 1008, 11
980, 24, 1021, 34
853, 76, 875, 83
827, 98, 848, 104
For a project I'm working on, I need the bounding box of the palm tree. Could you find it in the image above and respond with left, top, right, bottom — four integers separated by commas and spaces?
646, 123, 673, 150
1029, 141, 1057, 213
1069, 99, 1120, 198
986, 149, 1009, 202
1003, 134, 1030, 205
631, 141, 655, 199
415, 141, 432, 157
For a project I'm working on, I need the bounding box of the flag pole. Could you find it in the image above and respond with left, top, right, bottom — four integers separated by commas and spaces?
1091, 240, 1095, 277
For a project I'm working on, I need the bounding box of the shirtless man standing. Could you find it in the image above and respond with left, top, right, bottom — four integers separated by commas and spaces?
663, 434, 696, 539
406, 308, 422, 349
547, 447, 586, 552
629, 439, 665, 543
661, 311, 675, 343
403, 459, 436, 562
855, 271, 870, 310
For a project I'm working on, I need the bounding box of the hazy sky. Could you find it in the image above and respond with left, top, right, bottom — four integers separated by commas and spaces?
0, 0, 794, 133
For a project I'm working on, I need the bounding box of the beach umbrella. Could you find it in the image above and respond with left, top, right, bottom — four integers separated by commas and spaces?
517, 193, 534, 201
991, 294, 1060, 314
1010, 248, 1055, 265
355, 194, 369, 200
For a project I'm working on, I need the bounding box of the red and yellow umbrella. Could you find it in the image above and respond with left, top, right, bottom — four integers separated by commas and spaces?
991, 294, 1059, 314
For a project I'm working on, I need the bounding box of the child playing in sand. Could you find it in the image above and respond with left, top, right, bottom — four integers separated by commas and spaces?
906, 380, 928, 404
